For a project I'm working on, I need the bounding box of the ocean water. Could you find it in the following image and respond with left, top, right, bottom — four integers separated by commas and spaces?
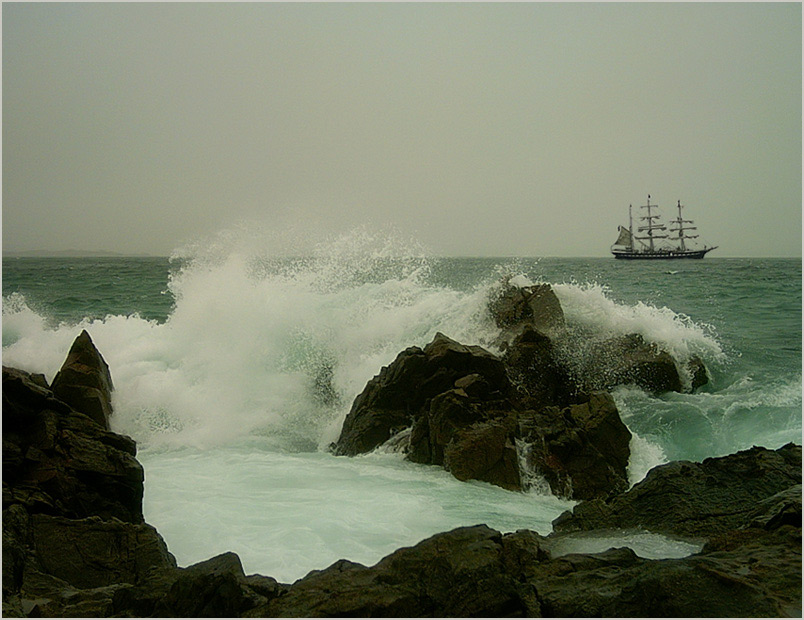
3, 233, 801, 582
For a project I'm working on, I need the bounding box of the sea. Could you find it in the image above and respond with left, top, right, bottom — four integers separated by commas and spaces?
3, 233, 801, 583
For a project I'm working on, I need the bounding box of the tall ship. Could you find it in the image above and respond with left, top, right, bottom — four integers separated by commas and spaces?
611, 195, 717, 260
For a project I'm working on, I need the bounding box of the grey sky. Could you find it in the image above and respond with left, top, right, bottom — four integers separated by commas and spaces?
3, 2, 801, 257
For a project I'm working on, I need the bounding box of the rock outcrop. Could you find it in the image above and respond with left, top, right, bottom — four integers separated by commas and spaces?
3, 366, 143, 523
2, 340, 287, 619
333, 280, 715, 500
50, 329, 114, 430
552, 443, 802, 537
2, 361, 177, 617
334, 332, 632, 500
334, 333, 511, 458
489, 280, 709, 395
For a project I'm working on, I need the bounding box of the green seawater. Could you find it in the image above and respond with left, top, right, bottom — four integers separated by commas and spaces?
3, 252, 801, 579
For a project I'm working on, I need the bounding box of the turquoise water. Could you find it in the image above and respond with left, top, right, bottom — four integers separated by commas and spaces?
3, 240, 800, 580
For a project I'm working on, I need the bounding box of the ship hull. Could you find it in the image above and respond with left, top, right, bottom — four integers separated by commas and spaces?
612, 247, 716, 260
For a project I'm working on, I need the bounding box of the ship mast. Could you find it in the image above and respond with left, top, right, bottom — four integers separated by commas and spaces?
636, 194, 667, 251
668, 199, 698, 251
628, 204, 634, 250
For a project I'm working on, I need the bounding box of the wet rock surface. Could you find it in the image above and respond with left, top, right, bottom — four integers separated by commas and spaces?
334, 281, 715, 499
336, 331, 632, 500
50, 329, 115, 430
552, 443, 802, 537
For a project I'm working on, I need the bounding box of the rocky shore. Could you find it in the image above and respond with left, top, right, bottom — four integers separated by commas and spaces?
3, 286, 801, 617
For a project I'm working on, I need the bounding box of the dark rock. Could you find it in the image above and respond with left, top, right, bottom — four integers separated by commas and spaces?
2, 505, 29, 599
687, 354, 710, 391
489, 280, 565, 334
567, 332, 709, 394
248, 519, 800, 619
29, 514, 175, 589
567, 392, 632, 477
336, 330, 631, 498
406, 384, 525, 491
443, 417, 521, 491
51, 330, 114, 430
257, 525, 534, 618
745, 484, 802, 531
155, 552, 265, 618
527, 540, 795, 618
3, 367, 143, 524
593, 333, 684, 393
452, 373, 491, 398
502, 325, 582, 409
517, 392, 631, 500
334, 333, 511, 457
2, 356, 173, 618
2, 332, 800, 618
553, 443, 802, 537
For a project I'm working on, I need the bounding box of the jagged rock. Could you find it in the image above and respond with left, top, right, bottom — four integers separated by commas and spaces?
553, 443, 802, 537
28, 514, 175, 589
502, 325, 583, 408
334, 333, 511, 457
2, 358, 174, 618
254, 526, 535, 618
155, 552, 281, 617
3, 366, 143, 523
336, 331, 630, 499
489, 280, 565, 335
51, 330, 114, 429
517, 392, 631, 500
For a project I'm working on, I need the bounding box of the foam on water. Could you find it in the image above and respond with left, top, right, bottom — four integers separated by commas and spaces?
551, 280, 725, 365
140, 442, 573, 581
3, 230, 798, 576
545, 529, 702, 561
4, 238, 727, 455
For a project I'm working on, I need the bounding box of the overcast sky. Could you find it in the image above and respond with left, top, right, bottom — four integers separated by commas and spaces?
3, 2, 801, 257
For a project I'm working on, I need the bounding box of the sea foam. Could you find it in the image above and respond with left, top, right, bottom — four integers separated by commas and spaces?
2, 230, 730, 455
4, 230, 797, 579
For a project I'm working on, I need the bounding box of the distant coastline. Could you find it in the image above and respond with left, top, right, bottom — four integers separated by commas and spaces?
2, 250, 159, 258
